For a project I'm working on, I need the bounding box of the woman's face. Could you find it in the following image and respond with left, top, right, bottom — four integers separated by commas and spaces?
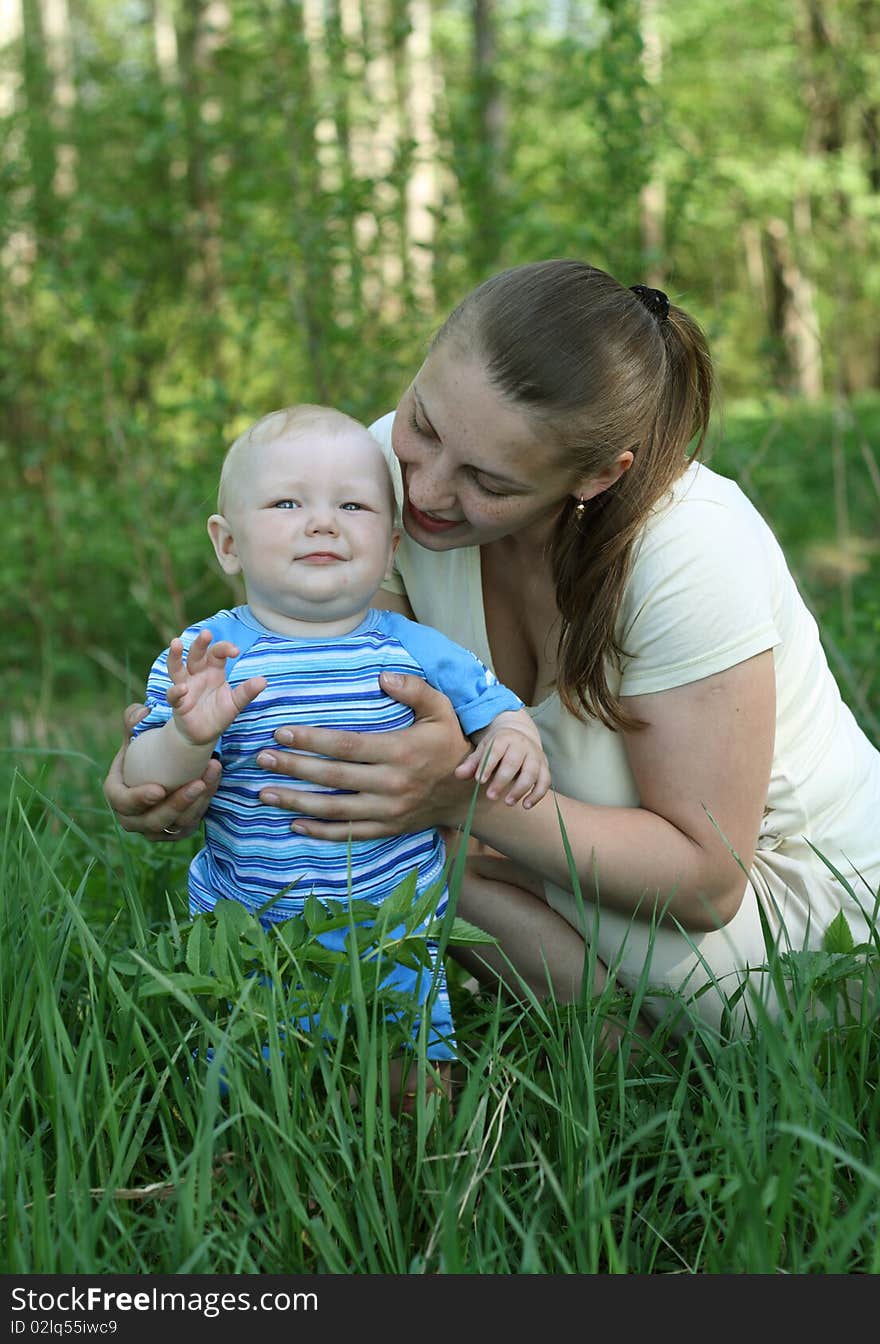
391, 342, 580, 551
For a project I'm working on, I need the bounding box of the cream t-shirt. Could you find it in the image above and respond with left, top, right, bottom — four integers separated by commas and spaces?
371, 410, 880, 891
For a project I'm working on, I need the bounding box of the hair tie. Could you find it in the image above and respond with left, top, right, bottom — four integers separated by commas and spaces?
630, 284, 669, 322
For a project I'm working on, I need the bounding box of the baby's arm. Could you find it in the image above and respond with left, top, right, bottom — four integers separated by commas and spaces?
123, 629, 267, 790
454, 708, 551, 809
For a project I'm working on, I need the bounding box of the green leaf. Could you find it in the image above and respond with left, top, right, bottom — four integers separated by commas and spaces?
408, 876, 450, 934
294, 902, 373, 936
213, 898, 252, 937
154, 931, 176, 971
185, 917, 212, 976
444, 917, 498, 947
139, 973, 226, 1000
370, 870, 419, 931
273, 916, 309, 951
778, 949, 865, 990
110, 954, 143, 976
823, 911, 856, 955
296, 941, 346, 971
303, 894, 329, 931
211, 912, 231, 982
377, 941, 433, 973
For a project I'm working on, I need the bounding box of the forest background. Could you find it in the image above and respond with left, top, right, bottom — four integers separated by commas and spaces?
2, 0, 880, 1277
2, 0, 879, 747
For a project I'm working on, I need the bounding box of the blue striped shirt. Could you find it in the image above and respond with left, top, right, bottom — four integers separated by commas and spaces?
132, 606, 523, 1059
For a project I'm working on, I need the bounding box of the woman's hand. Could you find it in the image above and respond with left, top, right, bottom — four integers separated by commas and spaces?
256, 672, 473, 840
102, 703, 222, 841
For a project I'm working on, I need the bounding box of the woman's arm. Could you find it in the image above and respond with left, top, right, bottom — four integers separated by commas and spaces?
371, 586, 416, 618
103, 591, 411, 839
103, 704, 222, 840
255, 671, 474, 835
261, 651, 775, 932
467, 652, 775, 931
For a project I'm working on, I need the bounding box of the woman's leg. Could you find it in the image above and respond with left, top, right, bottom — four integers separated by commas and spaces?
450, 854, 651, 1050
451, 854, 603, 1000
388, 1058, 452, 1116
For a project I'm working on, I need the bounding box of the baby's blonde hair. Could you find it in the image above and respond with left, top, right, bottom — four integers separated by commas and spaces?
217, 404, 394, 517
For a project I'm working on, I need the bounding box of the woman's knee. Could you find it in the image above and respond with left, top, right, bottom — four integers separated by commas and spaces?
461, 852, 546, 901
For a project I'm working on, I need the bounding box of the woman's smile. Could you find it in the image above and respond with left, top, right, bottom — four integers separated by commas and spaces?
405, 500, 461, 534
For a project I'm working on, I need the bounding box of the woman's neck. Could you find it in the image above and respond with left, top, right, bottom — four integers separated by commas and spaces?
485, 509, 559, 567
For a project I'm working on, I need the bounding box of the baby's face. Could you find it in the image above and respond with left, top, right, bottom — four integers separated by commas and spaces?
209, 419, 399, 634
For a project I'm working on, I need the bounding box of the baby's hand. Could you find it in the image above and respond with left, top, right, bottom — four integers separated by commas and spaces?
166, 629, 267, 747
454, 714, 551, 809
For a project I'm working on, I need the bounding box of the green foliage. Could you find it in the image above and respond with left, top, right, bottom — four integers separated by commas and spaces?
109, 886, 494, 1045
4, 393, 877, 746
2, 2, 878, 729
2, 3, 880, 1275
2, 768, 880, 1274
823, 910, 857, 956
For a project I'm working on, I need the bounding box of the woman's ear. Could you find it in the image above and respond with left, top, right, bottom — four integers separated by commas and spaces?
207, 514, 242, 575
574, 449, 634, 503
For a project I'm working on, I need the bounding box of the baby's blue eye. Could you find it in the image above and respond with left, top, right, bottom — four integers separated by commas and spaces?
340, 502, 365, 511
273, 500, 298, 509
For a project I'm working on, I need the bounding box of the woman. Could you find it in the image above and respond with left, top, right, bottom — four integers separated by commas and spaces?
104, 259, 880, 1041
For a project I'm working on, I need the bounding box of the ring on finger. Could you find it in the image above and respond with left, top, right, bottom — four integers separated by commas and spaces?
163, 824, 183, 836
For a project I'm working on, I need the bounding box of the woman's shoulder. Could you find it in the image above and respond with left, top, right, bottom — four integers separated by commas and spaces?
638, 461, 778, 562
654, 459, 755, 517
368, 410, 396, 444
619, 463, 786, 692
622, 460, 788, 629
368, 411, 404, 515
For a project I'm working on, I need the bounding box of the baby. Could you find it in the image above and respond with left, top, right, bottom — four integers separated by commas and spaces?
124, 405, 551, 1096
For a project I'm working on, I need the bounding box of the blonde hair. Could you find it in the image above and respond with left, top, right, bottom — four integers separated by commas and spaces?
217, 404, 394, 516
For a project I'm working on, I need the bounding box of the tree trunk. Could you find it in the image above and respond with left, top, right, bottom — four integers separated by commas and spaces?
741, 219, 767, 313
856, 0, 880, 385
0, 1, 23, 114
41, 0, 76, 195
279, 0, 332, 400
764, 213, 823, 400
471, 0, 505, 276
404, 0, 436, 310
150, 0, 179, 81
21, 0, 57, 253
799, 0, 846, 391
175, 0, 228, 344
389, 0, 417, 305
322, 0, 364, 317
638, 0, 665, 286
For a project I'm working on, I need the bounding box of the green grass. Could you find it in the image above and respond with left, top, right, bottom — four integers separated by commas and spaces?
2, 396, 879, 1274
1, 748, 879, 1275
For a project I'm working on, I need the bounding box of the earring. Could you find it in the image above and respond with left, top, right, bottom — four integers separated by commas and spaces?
574, 497, 587, 521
